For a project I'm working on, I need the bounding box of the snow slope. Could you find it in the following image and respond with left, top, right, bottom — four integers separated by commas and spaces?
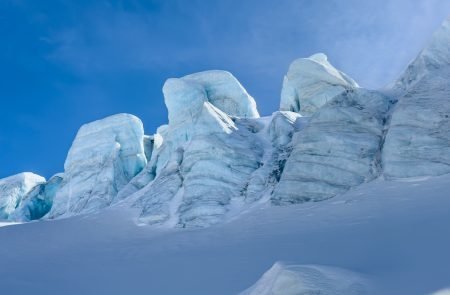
1, 174, 450, 294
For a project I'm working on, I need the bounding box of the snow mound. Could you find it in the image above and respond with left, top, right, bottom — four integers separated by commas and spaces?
274, 89, 394, 204
280, 53, 358, 116
48, 113, 147, 218
0, 172, 45, 220
240, 262, 369, 295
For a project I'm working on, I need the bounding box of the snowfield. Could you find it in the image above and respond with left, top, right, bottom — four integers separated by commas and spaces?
1, 174, 450, 294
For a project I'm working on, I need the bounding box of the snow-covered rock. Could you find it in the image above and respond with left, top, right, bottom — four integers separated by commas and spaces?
273, 89, 394, 204
240, 262, 369, 295
280, 53, 358, 116
11, 173, 63, 221
48, 114, 147, 218
383, 18, 450, 178
0, 172, 45, 220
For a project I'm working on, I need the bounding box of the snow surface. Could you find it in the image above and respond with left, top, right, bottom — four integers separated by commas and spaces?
280, 53, 359, 116
240, 262, 369, 295
1, 174, 450, 294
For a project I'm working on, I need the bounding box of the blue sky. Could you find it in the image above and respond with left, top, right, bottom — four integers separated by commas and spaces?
1, 0, 449, 179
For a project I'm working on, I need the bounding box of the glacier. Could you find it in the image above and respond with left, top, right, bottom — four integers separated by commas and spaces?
0, 14, 450, 295
123, 70, 266, 227
47, 113, 147, 218
273, 89, 395, 204
0, 17, 449, 230
0, 172, 45, 220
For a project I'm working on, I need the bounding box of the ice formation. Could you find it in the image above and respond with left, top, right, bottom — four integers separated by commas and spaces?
383, 18, 450, 178
125, 71, 265, 227
240, 262, 369, 295
274, 89, 394, 203
0, 172, 45, 220
164, 70, 259, 125
280, 53, 358, 116
2, 17, 449, 229
48, 114, 147, 218
11, 173, 63, 221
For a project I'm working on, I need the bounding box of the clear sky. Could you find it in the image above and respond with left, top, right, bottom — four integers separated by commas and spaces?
1, 0, 449, 179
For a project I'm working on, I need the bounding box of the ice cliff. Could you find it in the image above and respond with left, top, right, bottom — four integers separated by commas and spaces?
48, 113, 147, 218
274, 89, 394, 204
120, 70, 266, 227
383, 17, 450, 178
1, 18, 449, 227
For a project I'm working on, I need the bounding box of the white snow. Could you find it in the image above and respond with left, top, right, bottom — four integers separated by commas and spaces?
1, 174, 450, 294
240, 262, 369, 295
